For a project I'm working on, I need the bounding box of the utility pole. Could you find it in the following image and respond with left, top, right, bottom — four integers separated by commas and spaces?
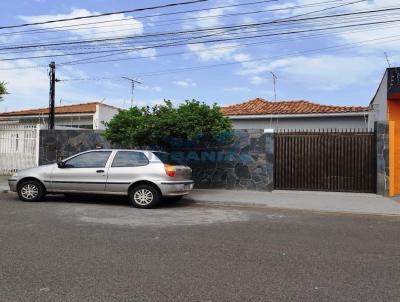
122, 77, 142, 108
48, 61, 59, 129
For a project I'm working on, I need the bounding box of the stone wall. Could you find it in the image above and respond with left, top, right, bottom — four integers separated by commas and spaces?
375, 122, 389, 196
39, 130, 111, 165
38, 128, 387, 195
38, 129, 274, 191
177, 130, 274, 191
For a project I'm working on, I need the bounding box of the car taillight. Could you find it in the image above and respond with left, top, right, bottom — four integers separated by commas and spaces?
164, 164, 176, 177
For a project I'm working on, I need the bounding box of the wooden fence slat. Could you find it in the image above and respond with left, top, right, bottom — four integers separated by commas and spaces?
274, 130, 376, 193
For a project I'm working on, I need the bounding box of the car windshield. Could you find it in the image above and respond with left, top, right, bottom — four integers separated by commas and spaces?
152, 152, 184, 165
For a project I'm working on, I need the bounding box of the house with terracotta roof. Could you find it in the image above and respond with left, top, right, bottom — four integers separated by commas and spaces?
0, 101, 120, 130
221, 98, 372, 131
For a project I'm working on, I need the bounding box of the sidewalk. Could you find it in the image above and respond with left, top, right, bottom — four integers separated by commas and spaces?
0, 175, 9, 193
1, 175, 399, 216
185, 189, 400, 216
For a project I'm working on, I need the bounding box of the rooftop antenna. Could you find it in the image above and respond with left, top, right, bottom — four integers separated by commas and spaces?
384, 52, 392, 67
121, 77, 142, 108
270, 72, 277, 102
269, 72, 278, 130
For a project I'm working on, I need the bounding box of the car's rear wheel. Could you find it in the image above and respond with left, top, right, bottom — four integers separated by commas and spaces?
17, 180, 45, 202
128, 184, 160, 209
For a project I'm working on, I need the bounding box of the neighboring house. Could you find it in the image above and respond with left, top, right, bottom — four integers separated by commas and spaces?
221, 98, 372, 131
0, 102, 119, 130
370, 67, 400, 123
370, 67, 400, 195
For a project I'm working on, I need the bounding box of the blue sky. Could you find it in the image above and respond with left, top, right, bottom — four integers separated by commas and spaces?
0, 0, 398, 112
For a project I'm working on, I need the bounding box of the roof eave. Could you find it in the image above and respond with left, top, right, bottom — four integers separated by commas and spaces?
227, 111, 371, 119
0, 112, 96, 119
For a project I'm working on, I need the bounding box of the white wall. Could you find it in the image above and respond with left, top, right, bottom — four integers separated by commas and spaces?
94, 104, 119, 130
0, 115, 94, 128
230, 115, 370, 131
369, 70, 388, 127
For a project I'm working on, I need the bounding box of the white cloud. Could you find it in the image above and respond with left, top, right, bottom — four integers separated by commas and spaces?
138, 85, 162, 92
233, 53, 251, 62
173, 79, 196, 87
250, 76, 265, 85
266, 55, 382, 91
232, 50, 385, 90
19, 8, 143, 39
0, 61, 48, 109
223, 87, 251, 92
137, 47, 157, 58
290, 0, 400, 53
0, 60, 91, 112
182, 0, 237, 30
188, 43, 238, 61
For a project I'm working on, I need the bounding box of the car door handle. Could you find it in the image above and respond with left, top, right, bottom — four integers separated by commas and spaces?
96, 170, 105, 173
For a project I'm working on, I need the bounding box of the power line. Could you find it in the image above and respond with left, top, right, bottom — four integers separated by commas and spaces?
137, 36, 400, 77
1, 15, 399, 63
2, 9, 396, 56
58, 33, 400, 81
0, 0, 374, 52
1, 30, 398, 73
2, 22, 396, 71
0, 0, 341, 38
0, 0, 208, 30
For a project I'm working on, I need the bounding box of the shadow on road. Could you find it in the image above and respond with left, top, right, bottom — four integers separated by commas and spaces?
39, 193, 196, 209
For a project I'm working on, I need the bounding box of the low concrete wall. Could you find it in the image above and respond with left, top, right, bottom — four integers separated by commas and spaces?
376, 122, 389, 196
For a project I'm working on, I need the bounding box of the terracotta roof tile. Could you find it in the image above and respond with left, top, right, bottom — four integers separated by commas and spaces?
221, 98, 370, 116
0, 102, 120, 117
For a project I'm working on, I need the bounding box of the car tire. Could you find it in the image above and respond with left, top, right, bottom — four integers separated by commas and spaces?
128, 184, 160, 209
17, 180, 45, 202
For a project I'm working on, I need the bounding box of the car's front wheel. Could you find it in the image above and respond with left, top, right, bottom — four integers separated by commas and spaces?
17, 180, 45, 202
128, 184, 160, 209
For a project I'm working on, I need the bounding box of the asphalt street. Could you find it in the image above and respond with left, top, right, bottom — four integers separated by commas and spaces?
0, 192, 399, 302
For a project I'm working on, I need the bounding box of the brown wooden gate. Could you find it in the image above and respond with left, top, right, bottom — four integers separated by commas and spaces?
274, 130, 376, 193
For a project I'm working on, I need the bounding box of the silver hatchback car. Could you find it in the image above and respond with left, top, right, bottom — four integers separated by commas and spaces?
8, 149, 194, 208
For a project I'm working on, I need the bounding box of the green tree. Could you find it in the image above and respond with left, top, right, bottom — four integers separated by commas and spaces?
0, 82, 8, 102
103, 100, 233, 149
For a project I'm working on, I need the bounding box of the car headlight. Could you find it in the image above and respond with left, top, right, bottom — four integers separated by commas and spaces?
11, 172, 18, 178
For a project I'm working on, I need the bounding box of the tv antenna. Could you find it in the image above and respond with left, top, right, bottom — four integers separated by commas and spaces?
270, 72, 277, 102
121, 77, 142, 108
384, 52, 392, 67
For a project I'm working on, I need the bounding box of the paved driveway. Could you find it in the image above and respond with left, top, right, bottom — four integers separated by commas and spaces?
1, 193, 400, 302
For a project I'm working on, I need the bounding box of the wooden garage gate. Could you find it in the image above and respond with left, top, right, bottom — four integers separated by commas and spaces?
274, 130, 376, 193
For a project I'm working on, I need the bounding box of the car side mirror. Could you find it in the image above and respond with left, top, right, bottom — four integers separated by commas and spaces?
57, 160, 66, 168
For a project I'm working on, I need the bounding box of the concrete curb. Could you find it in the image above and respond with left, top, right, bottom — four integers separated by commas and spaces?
0, 186, 9, 193
187, 198, 400, 218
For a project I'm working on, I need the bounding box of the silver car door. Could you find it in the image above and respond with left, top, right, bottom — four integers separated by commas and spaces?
106, 151, 153, 193
50, 151, 112, 192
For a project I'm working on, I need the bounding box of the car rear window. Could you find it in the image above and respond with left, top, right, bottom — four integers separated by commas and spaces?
152, 152, 184, 165
112, 151, 149, 167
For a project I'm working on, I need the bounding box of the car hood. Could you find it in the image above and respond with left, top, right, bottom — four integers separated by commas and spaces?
17, 163, 56, 176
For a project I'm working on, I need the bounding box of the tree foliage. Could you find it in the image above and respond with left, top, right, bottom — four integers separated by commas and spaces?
0, 82, 7, 102
103, 100, 233, 149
